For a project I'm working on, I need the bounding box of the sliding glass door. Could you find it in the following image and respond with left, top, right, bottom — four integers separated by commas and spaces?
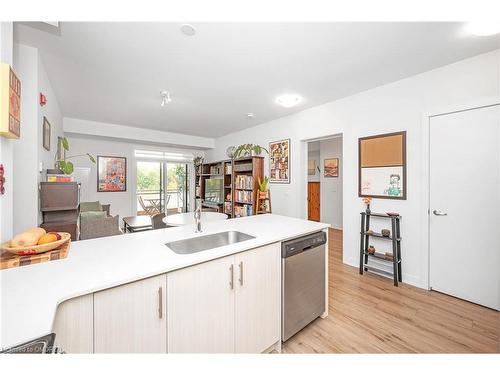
136, 158, 192, 215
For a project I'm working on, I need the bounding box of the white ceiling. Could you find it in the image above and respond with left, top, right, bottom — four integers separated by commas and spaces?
14, 22, 500, 138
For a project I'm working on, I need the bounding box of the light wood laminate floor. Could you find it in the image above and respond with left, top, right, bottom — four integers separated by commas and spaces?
282, 229, 499, 353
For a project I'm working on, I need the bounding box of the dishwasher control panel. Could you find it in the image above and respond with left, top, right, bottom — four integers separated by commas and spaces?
281, 231, 326, 258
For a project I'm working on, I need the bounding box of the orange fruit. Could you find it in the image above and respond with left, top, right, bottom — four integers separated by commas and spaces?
37, 233, 58, 245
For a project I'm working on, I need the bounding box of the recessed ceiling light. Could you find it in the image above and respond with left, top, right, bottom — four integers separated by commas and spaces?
246, 113, 254, 119
180, 24, 196, 36
465, 22, 500, 36
275, 94, 302, 108
160, 91, 172, 107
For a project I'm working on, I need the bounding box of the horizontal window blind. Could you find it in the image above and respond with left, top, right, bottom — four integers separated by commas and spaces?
134, 149, 194, 162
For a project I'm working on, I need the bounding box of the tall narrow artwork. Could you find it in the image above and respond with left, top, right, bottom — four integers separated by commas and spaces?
97, 156, 127, 192
358, 131, 406, 200
269, 139, 290, 184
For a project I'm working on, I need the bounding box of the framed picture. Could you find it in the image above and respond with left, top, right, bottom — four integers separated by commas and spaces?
269, 138, 290, 184
324, 158, 339, 177
358, 131, 406, 199
42, 117, 51, 151
308, 160, 316, 175
97, 156, 127, 192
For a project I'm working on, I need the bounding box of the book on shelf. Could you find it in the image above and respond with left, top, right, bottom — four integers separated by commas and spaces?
234, 204, 253, 218
225, 164, 232, 174
235, 189, 252, 203
46, 174, 74, 182
209, 165, 222, 174
224, 201, 232, 215
235, 175, 253, 190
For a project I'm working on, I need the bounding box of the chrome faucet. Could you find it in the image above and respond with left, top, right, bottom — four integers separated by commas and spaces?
194, 200, 202, 233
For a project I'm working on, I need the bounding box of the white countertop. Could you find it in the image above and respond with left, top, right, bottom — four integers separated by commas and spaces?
0, 214, 329, 349
164, 212, 228, 226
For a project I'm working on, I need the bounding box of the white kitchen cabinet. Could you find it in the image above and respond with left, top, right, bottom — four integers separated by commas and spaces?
93, 274, 167, 353
234, 243, 281, 353
52, 293, 94, 353
167, 255, 236, 353
167, 243, 281, 353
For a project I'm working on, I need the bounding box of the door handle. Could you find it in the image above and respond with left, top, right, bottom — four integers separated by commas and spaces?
238, 261, 243, 286
229, 264, 234, 290
433, 210, 448, 216
158, 286, 163, 319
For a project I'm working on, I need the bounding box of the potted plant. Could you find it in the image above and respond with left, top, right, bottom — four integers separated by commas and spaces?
193, 156, 204, 167
53, 137, 96, 175
258, 176, 270, 199
234, 144, 268, 159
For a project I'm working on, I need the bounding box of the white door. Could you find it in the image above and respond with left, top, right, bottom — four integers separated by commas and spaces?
94, 275, 167, 353
167, 255, 235, 353
430, 104, 499, 310
235, 243, 281, 353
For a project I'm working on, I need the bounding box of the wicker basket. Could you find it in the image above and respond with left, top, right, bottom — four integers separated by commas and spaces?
1, 232, 71, 256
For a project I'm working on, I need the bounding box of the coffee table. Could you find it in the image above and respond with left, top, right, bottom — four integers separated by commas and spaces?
123, 215, 153, 233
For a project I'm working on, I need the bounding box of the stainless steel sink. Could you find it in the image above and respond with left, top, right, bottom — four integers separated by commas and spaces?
165, 231, 255, 254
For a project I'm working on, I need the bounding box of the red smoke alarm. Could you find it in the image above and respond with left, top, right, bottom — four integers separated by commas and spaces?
39, 93, 47, 106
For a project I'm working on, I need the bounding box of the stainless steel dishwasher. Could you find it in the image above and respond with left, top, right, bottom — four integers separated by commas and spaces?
282, 231, 326, 342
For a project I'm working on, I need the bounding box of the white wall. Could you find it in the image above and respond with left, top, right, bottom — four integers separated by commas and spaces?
319, 137, 343, 229
10, 44, 64, 234
38, 57, 63, 176
66, 133, 204, 221
307, 143, 320, 182
12, 44, 39, 233
0, 22, 14, 242
206, 50, 500, 288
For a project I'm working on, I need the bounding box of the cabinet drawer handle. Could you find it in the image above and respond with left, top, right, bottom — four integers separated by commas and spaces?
238, 261, 243, 286
158, 286, 163, 319
229, 264, 234, 290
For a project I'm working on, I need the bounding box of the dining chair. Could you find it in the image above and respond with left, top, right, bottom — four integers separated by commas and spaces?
151, 212, 167, 229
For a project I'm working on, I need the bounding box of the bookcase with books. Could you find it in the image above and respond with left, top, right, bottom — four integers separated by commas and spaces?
232, 156, 264, 217
195, 156, 264, 218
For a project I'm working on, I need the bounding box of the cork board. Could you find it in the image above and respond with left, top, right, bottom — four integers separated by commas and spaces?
359, 131, 406, 200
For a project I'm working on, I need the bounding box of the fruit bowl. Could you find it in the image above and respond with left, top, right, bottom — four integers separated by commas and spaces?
1, 232, 71, 255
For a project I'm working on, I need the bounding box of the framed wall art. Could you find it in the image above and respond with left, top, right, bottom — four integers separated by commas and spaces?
97, 156, 127, 192
0, 64, 21, 139
358, 131, 406, 200
324, 158, 339, 177
269, 138, 290, 184
42, 117, 51, 151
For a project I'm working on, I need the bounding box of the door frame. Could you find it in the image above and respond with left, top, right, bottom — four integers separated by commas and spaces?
422, 96, 500, 291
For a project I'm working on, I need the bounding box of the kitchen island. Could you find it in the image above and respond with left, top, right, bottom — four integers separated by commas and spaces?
0, 214, 329, 353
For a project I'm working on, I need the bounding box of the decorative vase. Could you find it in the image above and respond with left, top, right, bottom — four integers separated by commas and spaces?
259, 191, 268, 199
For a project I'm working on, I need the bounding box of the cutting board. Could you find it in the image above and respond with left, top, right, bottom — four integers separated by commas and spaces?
0, 240, 71, 270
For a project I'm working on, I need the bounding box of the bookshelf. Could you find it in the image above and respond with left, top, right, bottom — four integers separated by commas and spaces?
195, 156, 264, 218
232, 157, 264, 217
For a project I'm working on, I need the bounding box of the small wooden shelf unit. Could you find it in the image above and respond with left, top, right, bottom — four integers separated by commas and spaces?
359, 212, 402, 286
195, 156, 264, 218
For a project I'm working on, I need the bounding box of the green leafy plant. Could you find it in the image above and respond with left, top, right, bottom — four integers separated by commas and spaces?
55, 137, 96, 175
258, 176, 269, 192
233, 144, 269, 159
193, 156, 204, 167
